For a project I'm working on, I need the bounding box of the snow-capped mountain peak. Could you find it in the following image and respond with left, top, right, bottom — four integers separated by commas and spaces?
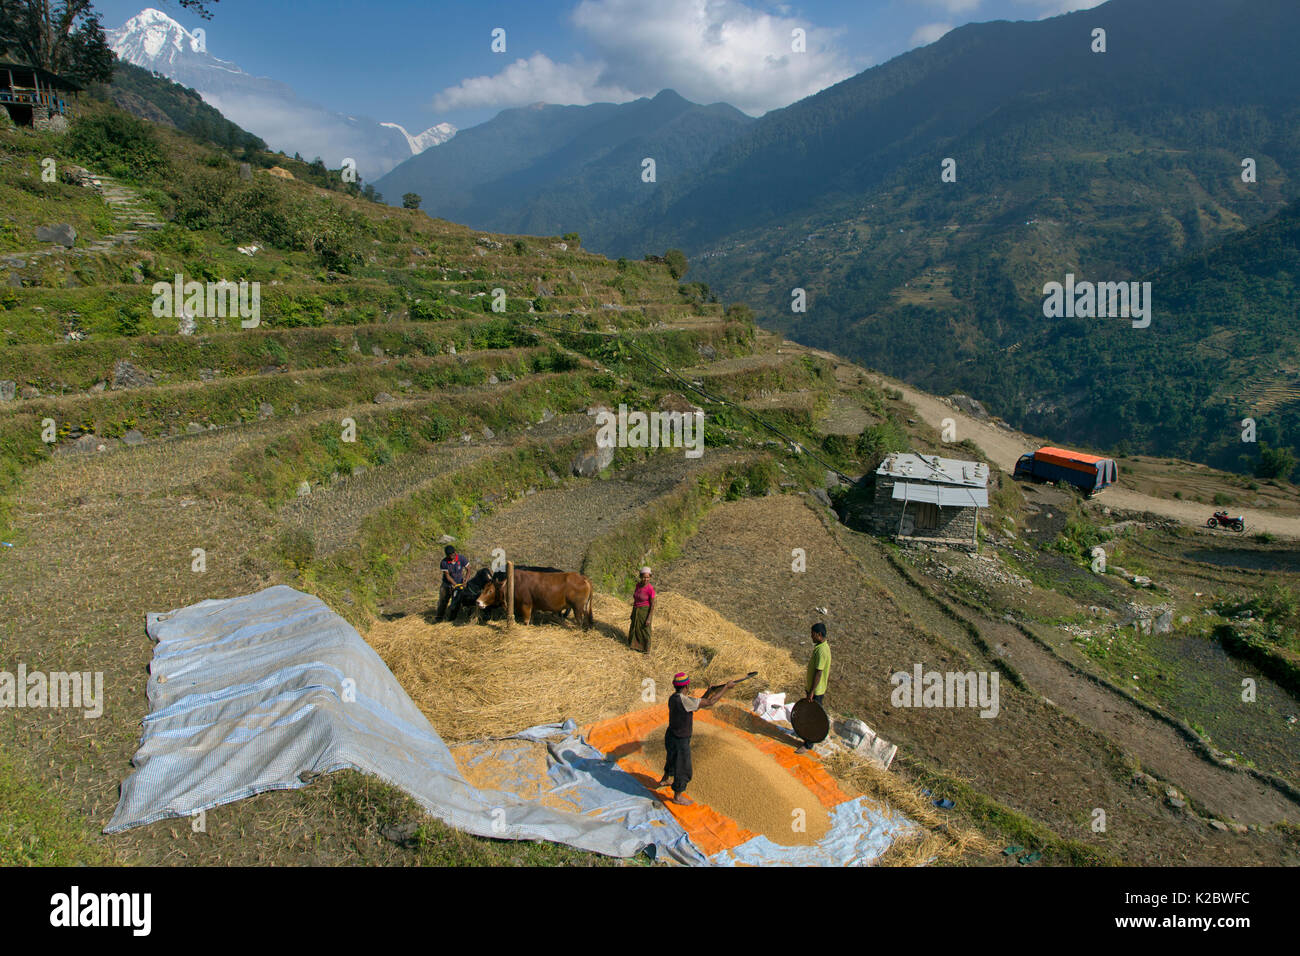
109, 8, 220, 70
380, 122, 457, 155
108, 7, 454, 176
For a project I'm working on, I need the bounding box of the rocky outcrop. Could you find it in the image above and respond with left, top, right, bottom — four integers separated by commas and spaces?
35, 224, 76, 248
111, 359, 155, 390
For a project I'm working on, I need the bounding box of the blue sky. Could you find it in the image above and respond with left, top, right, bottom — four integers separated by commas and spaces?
95, 0, 1107, 132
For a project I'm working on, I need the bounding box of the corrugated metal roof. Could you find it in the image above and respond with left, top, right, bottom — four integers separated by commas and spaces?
892, 482, 988, 508
876, 453, 989, 487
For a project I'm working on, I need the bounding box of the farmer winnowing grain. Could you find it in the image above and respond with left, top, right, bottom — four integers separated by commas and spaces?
655, 672, 733, 806
795, 622, 831, 754
628, 566, 655, 653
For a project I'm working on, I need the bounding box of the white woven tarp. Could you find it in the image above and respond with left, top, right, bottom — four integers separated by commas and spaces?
107, 585, 914, 865
105, 586, 698, 861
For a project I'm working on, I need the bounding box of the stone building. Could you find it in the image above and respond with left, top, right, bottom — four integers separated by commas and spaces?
0, 64, 81, 133
870, 452, 989, 549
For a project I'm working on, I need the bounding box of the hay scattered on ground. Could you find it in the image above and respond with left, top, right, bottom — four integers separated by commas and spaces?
640, 722, 830, 846
365, 591, 802, 742
824, 751, 996, 866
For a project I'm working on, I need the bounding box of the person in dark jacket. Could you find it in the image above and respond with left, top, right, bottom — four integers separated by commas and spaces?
435, 544, 469, 622
654, 672, 734, 806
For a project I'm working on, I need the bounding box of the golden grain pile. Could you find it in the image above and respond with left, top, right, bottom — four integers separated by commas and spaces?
641, 721, 830, 846
365, 591, 802, 742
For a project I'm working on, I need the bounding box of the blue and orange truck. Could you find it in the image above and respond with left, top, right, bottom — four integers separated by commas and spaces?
1013, 446, 1118, 495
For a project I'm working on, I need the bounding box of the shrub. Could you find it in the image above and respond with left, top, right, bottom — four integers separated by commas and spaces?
664, 248, 689, 280
855, 419, 909, 466
724, 303, 755, 324
67, 113, 167, 182
532, 348, 581, 373
418, 413, 452, 443
1255, 443, 1296, 481
276, 528, 316, 570
821, 433, 853, 459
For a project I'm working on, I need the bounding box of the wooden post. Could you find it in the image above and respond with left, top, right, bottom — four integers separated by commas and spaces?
505, 561, 514, 630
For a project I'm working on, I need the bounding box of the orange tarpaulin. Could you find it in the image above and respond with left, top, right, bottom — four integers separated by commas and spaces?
1034, 446, 1109, 473
584, 703, 852, 858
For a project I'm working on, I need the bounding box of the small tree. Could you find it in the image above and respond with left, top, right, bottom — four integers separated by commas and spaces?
664, 248, 689, 280
1255, 443, 1297, 481
725, 303, 755, 323
402, 192, 422, 210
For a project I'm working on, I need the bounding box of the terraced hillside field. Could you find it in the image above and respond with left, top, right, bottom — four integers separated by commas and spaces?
2, 94, 1297, 868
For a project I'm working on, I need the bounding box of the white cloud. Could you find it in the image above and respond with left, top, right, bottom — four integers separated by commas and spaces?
432, 53, 637, 112
910, 22, 954, 47
1014, 0, 1106, 17
432, 0, 861, 117
910, 0, 981, 13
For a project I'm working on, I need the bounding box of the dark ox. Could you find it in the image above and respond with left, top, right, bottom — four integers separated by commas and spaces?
476, 568, 594, 628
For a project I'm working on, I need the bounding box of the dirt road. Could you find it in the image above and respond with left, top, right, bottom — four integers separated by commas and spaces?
790, 340, 1300, 541
886, 379, 1300, 540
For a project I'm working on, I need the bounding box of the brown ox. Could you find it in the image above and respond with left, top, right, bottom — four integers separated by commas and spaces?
476, 568, 594, 628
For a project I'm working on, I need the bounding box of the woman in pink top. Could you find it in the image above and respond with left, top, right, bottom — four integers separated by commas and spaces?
628, 566, 656, 653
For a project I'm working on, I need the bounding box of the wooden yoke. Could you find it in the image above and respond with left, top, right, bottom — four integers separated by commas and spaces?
505, 560, 514, 630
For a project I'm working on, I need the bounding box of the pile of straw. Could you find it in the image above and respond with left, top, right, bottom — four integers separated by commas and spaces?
824, 752, 996, 866
365, 591, 802, 742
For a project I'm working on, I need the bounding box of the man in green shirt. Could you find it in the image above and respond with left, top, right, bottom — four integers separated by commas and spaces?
796, 622, 831, 754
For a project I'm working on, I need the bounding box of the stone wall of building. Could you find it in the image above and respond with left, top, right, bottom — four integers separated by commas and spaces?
31, 107, 68, 133
870, 475, 979, 547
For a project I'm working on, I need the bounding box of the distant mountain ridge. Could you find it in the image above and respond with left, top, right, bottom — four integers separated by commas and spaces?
106, 58, 267, 154
993, 197, 1300, 479
373, 89, 753, 243
107, 8, 455, 179
611, 0, 1300, 474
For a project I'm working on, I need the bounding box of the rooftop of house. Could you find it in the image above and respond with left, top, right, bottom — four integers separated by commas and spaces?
0, 63, 83, 92
876, 452, 989, 487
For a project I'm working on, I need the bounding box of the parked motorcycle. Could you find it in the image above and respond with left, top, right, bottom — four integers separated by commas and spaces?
1206, 510, 1245, 532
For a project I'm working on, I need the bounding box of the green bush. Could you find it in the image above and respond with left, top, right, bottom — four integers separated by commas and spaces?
532, 348, 581, 373
276, 527, 316, 570
855, 419, 909, 465
1051, 516, 1107, 562
664, 248, 689, 280
67, 113, 167, 182
821, 433, 853, 459
418, 413, 452, 443
1255, 443, 1296, 481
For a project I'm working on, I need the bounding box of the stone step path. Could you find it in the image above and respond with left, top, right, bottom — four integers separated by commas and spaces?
81, 173, 165, 253
5, 170, 167, 265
